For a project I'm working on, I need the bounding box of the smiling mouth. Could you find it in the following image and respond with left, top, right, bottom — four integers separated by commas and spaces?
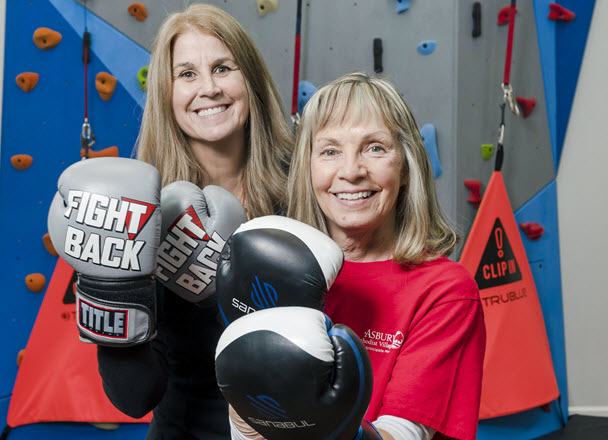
335, 191, 374, 201
197, 105, 228, 117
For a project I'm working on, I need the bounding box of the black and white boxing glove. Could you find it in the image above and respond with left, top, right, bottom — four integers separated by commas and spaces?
216, 215, 344, 326
215, 307, 382, 440
47, 157, 161, 346
155, 181, 247, 305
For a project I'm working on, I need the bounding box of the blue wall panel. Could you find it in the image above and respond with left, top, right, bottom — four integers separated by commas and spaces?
1, 0, 148, 435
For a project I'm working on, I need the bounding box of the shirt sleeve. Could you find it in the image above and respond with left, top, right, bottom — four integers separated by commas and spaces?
379, 295, 486, 440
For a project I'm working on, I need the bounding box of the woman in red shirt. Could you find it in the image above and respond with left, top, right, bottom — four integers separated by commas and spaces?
285, 72, 486, 440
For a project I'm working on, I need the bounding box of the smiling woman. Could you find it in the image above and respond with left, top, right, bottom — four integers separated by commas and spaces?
285, 72, 487, 440
93, 4, 294, 440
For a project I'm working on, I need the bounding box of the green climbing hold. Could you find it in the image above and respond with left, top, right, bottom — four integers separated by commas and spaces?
137, 66, 149, 92
481, 144, 494, 160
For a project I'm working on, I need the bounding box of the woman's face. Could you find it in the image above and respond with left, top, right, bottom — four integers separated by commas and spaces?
310, 114, 405, 240
171, 30, 249, 147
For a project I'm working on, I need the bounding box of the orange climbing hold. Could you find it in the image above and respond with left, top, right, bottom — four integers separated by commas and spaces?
128, 3, 148, 21
11, 154, 33, 170
81, 146, 119, 159
516, 96, 536, 118
465, 179, 482, 208
25, 274, 46, 293
96, 72, 117, 101
16, 72, 39, 92
17, 349, 26, 367
33, 27, 62, 50
43, 233, 58, 257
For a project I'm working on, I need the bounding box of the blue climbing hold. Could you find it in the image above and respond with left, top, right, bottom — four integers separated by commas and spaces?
417, 40, 436, 55
396, 0, 410, 14
420, 123, 442, 178
298, 81, 317, 114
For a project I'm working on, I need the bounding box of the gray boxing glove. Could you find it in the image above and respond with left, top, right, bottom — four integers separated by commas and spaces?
48, 157, 161, 346
155, 181, 247, 305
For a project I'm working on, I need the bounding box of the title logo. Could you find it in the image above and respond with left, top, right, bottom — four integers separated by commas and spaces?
362, 329, 404, 353
78, 297, 127, 339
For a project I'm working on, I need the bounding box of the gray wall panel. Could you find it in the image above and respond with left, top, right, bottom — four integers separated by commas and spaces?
77, 1, 554, 251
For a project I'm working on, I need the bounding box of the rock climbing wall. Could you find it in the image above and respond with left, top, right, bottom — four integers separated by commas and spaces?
0, 0, 596, 439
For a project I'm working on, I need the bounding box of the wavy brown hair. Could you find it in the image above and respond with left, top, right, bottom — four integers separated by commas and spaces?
137, 4, 292, 217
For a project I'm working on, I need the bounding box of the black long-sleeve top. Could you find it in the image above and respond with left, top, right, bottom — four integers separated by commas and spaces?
97, 285, 230, 439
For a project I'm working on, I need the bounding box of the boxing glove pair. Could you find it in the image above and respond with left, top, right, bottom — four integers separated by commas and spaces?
48, 157, 246, 346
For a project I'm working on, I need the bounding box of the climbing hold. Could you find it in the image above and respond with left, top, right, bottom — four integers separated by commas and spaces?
298, 81, 317, 114
497, 5, 517, 25
17, 349, 25, 367
25, 273, 46, 293
519, 222, 545, 241
420, 124, 442, 179
516, 96, 536, 118
373, 38, 383, 73
128, 3, 148, 21
81, 145, 119, 159
257, 0, 278, 17
464, 179, 482, 208
11, 154, 33, 170
96, 72, 117, 101
472, 2, 482, 38
33, 27, 62, 50
42, 233, 58, 256
16, 72, 39, 92
481, 144, 494, 161
417, 40, 436, 56
396, 0, 410, 14
137, 66, 148, 92
548, 3, 575, 22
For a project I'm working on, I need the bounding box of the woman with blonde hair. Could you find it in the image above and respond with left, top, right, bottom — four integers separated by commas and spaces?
97, 4, 293, 439
283, 72, 485, 440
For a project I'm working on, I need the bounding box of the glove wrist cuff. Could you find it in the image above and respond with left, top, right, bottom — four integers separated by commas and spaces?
76, 276, 156, 346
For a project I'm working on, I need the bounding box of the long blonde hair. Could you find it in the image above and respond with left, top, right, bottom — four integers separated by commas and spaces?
137, 4, 292, 217
287, 72, 458, 264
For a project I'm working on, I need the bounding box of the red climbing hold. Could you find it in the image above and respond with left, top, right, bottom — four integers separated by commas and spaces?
516, 96, 536, 118
497, 5, 517, 25
465, 179, 482, 208
519, 222, 545, 241
548, 3, 575, 22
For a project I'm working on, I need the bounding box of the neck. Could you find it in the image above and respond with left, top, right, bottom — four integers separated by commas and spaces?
330, 218, 397, 263
189, 133, 247, 203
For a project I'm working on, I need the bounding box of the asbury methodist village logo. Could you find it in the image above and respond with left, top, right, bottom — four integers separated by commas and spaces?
474, 218, 522, 290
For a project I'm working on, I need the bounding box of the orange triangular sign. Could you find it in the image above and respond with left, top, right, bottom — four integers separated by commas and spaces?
459, 171, 559, 419
7, 258, 152, 427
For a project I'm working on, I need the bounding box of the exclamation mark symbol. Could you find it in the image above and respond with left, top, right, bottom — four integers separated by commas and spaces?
495, 227, 504, 258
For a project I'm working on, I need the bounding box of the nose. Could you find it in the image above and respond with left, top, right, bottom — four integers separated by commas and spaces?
197, 73, 221, 98
337, 153, 367, 182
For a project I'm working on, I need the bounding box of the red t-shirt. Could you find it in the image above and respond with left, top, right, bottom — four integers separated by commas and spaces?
324, 257, 486, 440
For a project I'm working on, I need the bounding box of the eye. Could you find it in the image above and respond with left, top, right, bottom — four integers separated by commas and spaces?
213, 65, 233, 75
368, 144, 386, 153
176, 70, 196, 79
322, 148, 338, 157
